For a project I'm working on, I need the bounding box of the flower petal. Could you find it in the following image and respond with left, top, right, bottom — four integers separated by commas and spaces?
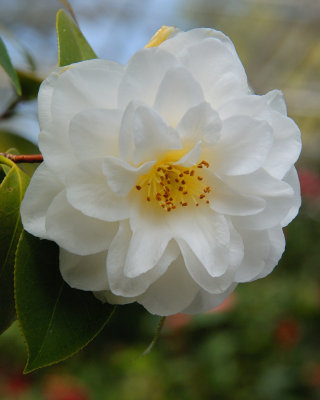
50, 60, 123, 134
254, 225, 285, 279
218, 93, 301, 179
65, 159, 129, 222
178, 239, 236, 294
38, 60, 123, 174
160, 28, 241, 62
38, 129, 77, 175
21, 163, 64, 238
45, 191, 116, 255
154, 66, 204, 127
264, 89, 287, 115
263, 112, 301, 179
175, 36, 248, 108
169, 211, 231, 277
232, 190, 294, 230
182, 284, 237, 314
212, 116, 273, 176
60, 249, 108, 291
234, 229, 270, 282
118, 47, 179, 109
132, 105, 182, 164
118, 102, 181, 165
174, 141, 202, 167
176, 102, 221, 145
102, 156, 154, 196
223, 169, 294, 198
107, 221, 178, 297
69, 108, 121, 161
124, 221, 172, 278
209, 174, 266, 216
138, 255, 198, 316
281, 167, 301, 227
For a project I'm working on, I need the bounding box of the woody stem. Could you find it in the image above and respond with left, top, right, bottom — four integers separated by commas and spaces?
0, 153, 43, 164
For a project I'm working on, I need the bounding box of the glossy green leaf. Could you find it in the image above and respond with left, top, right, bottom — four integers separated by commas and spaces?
56, 9, 97, 67
17, 70, 42, 100
15, 231, 115, 373
0, 37, 21, 95
0, 156, 29, 334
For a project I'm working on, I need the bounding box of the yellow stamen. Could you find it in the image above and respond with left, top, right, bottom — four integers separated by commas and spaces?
134, 150, 212, 212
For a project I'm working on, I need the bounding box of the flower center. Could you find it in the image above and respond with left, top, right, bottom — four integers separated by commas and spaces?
135, 151, 211, 212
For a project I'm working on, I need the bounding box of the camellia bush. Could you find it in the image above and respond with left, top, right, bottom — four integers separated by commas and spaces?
0, 9, 301, 374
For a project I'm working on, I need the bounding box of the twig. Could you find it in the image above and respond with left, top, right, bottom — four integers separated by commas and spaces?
0, 153, 43, 163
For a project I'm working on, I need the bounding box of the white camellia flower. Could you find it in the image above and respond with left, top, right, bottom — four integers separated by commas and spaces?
21, 27, 301, 316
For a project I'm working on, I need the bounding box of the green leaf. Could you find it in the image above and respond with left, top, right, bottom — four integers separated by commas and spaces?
15, 231, 115, 373
0, 37, 22, 95
0, 156, 29, 334
17, 70, 42, 100
56, 9, 97, 67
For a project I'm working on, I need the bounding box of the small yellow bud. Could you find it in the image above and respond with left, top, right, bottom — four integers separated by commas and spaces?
145, 26, 178, 48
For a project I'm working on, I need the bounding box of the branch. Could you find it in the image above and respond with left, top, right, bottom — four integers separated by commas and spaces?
0, 153, 43, 164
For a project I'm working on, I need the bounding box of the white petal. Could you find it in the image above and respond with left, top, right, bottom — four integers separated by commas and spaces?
38, 129, 77, 175
212, 116, 273, 176
154, 66, 204, 127
160, 28, 237, 56
69, 108, 121, 161
218, 93, 301, 179
65, 159, 129, 222
20, 163, 64, 238
182, 284, 237, 314
281, 167, 301, 227
50, 60, 123, 134
264, 89, 287, 115
169, 211, 231, 276
60, 249, 108, 291
176, 102, 221, 145
66, 183, 129, 222
45, 191, 116, 255
223, 169, 294, 198
123, 224, 172, 278
38, 67, 63, 130
263, 112, 301, 179
234, 229, 270, 282
118, 102, 181, 165
254, 225, 285, 279
38, 60, 123, 173
174, 141, 202, 167
118, 100, 142, 163
118, 47, 179, 109
107, 221, 177, 297
176, 37, 248, 108
209, 175, 266, 216
209, 72, 250, 109
178, 239, 236, 294
138, 255, 198, 316
98, 291, 139, 305
218, 93, 270, 120
132, 105, 181, 164
232, 191, 294, 230
102, 156, 154, 196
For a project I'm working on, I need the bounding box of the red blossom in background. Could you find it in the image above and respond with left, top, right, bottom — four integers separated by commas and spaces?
274, 317, 301, 348
298, 169, 320, 199
1, 371, 30, 397
43, 375, 90, 400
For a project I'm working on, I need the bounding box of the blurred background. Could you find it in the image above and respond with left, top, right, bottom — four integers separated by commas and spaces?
0, 0, 319, 399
